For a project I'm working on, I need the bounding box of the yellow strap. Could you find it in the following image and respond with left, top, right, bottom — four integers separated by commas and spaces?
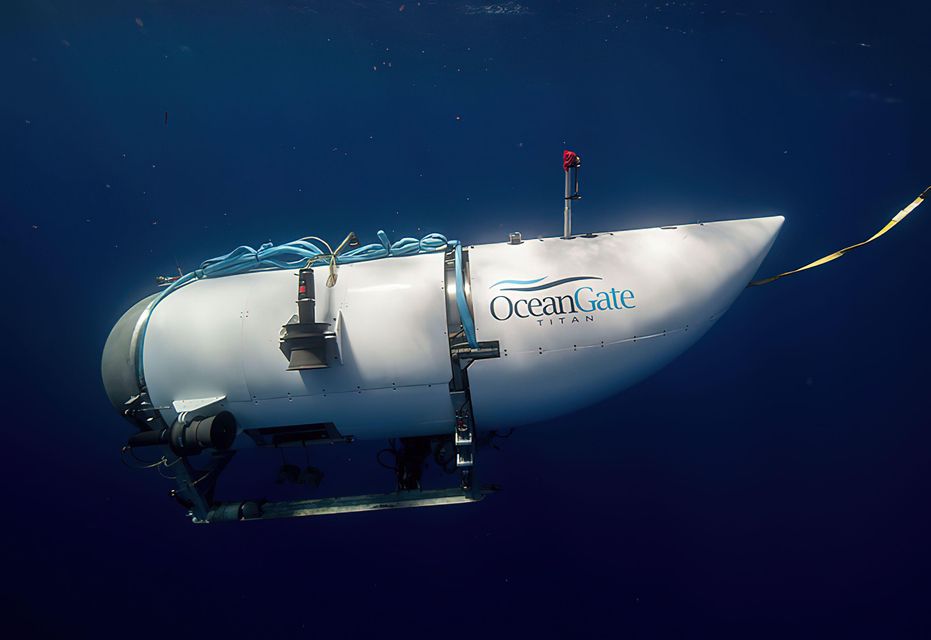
749, 186, 930, 287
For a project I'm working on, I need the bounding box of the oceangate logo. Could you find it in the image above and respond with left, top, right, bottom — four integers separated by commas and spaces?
488, 276, 636, 324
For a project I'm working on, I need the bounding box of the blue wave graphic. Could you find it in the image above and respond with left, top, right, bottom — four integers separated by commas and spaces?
490, 276, 547, 289
501, 276, 602, 292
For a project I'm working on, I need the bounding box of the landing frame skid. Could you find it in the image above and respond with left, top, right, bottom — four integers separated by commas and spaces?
200, 485, 496, 523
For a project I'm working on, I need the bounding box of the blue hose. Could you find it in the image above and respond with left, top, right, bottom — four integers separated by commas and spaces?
135, 230, 476, 381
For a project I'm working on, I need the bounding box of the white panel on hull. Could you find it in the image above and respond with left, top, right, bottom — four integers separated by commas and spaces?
143, 274, 251, 408
467, 316, 717, 427
143, 252, 457, 438
239, 252, 451, 398
465, 216, 784, 427
226, 383, 457, 439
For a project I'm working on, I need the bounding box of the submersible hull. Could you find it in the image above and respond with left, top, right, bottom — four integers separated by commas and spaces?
103, 216, 784, 443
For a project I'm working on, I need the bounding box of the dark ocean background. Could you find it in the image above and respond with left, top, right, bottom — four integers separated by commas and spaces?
2, 1, 930, 637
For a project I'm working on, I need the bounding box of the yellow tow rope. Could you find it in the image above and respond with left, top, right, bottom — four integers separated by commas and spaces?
749, 186, 930, 287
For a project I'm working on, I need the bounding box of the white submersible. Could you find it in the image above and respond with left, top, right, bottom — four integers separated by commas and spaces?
102, 152, 784, 523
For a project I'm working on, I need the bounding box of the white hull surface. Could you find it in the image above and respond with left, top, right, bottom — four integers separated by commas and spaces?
141, 252, 455, 439
106, 216, 783, 444
468, 216, 784, 427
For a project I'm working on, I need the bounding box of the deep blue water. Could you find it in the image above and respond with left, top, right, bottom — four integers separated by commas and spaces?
3, 1, 930, 637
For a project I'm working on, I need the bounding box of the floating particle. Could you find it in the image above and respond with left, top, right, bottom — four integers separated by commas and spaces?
399, 3, 405, 11
105, 183, 111, 188
455, 115, 461, 121
32, 224, 38, 230
135, 17, 144, 28
61, 39, 71, 47
24, 119, 31, 125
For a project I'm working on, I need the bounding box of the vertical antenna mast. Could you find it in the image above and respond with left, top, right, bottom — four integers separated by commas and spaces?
563, 150, 582, 238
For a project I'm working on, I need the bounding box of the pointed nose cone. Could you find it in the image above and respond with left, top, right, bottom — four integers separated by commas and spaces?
679, 214, 785, 313
712, 214, 785, 287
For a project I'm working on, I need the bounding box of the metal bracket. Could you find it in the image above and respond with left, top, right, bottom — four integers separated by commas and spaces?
442, 244, 501, 498
280, 266, 334, 370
